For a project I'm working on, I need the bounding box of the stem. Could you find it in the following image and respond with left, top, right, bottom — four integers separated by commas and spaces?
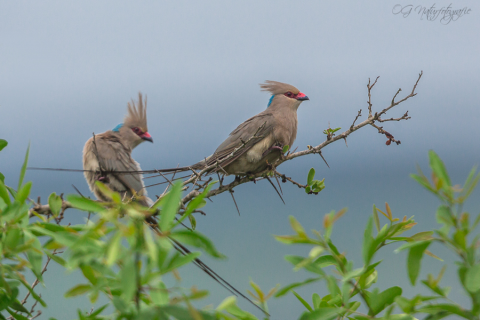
134, 220, 142, 311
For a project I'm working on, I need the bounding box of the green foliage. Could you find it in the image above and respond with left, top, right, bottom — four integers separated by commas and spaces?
3, 138, 480, 320
322, 127, 341, 137
0, 145, 47, 319
275, 150, 480, 320
305, 168, 325, 194
1, 141, 258, 320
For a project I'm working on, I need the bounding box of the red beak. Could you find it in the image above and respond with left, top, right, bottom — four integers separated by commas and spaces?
296, 92, 309, 101
141, 132, 153, 143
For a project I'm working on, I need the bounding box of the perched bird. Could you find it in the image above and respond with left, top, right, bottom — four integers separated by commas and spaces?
161, 80, 309, 176
82, 93, 154, 206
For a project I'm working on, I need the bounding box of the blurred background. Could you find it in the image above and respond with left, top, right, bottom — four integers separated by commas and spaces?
1, 1, 479, 318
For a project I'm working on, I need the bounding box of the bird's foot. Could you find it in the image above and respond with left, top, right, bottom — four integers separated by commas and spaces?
95, 173, 110, 184
262, 145, 283, 157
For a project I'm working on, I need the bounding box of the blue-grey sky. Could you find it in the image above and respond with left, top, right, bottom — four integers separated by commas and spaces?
1, 1, 479, 319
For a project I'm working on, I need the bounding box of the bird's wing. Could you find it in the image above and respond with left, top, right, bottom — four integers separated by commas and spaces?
95, 134, 145, 194
205, 112, 276, 169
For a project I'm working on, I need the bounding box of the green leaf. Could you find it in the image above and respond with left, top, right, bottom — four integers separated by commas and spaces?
15, 181, 32, 204
465, 264, 480, 293
151, 282, 169, 306
362, 217, 374, 265
160, 305, 216, 320
6, 309, 29, 320
312, 293, 321, 309
282, 145, 290, 153
174, 181, 215, 228
120, 256, 136, 301
289, 216, 307, 237
429, 150, 451, 188
159, 181, 182, 231
17, 143, 30, 190
0, 139, 7, 151
188, 214, 196, 230
66, 195, 105, 212
5, 228, 22, 250
275, 278, 321, 297
373, 204, 380, 232
80, 265, 98, 286
311, 179, 325, 193
169, 230, 224, 258
9, 299, 30, 314
45, 251, 66, 267
216, 297, 258, 319
48, 192, 62, 216
112, 296, 129, 314
407, 241, 431, 285
64, 284, 92, 297
436, 205, 454, 226
106, 232, 122, 266
326, 276, 340, 297
418, 303, 473, 319
292, 290, 313, 312
24, 231, 44, 281
460, 166, 480, 201
365, 286, 402, 316
0, 179, 11, 205
307, 168, 315, 185
299, 307, 339, 320
162, 252, 201, 274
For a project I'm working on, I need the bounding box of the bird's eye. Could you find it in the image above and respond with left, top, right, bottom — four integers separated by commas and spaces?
132, 127, 141, 134
285, 92, 293, 98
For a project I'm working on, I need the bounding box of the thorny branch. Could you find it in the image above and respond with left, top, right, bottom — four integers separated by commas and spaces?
24, 72, 422, 317
158, 71, 423, 207
30, 71, 423, 217
6, 250, 62, 320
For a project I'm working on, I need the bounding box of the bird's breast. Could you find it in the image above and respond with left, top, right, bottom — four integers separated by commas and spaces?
246, 134, 275, 162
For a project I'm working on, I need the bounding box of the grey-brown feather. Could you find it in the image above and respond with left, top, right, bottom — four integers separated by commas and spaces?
193, 81, 303, 175
82, 93, 152, 207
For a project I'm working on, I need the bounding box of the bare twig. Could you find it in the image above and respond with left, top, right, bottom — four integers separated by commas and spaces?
367, 76, 380, 117
350, 109, 362, 130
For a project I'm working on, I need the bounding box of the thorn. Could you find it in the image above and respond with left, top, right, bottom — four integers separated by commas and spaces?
319, 151, 330, 169
266, 176, 285, 205
72, 184, 85, 197
343, 137, 348, 147
229, 190, 240, 215
274, 172, 283, 194
216, 172, 224, 188
175, 217, 192, 231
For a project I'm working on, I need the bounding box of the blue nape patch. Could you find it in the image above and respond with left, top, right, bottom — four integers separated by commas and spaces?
112, 123, 123, 132
267, 95, 274, 108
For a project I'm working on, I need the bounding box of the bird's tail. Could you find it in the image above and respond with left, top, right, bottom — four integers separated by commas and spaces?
149, 159, 207, 174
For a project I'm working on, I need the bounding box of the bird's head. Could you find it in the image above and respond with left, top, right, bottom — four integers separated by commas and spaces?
260, 80, 309, 110
113, 92, 153, 148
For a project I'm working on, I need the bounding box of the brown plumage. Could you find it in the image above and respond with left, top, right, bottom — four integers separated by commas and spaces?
83, 93, 154, 206
159, 80, 309, 176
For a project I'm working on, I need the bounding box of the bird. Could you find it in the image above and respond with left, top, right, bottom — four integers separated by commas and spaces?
159, 80, 309, 176
82, 93, 154, 207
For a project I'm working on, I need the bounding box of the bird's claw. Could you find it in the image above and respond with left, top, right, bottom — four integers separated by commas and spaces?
95, 173, 110, 184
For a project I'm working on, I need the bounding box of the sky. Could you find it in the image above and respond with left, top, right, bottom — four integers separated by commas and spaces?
1, 1, 479, 319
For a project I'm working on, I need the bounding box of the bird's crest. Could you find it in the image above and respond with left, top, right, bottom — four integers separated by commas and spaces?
124, 92, 148, 131
260, 81, 300, 95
